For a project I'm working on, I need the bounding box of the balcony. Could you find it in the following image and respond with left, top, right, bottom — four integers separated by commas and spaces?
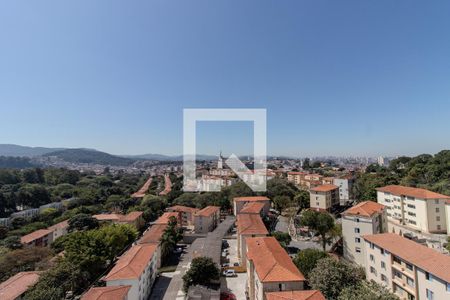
392, 276, 416, 299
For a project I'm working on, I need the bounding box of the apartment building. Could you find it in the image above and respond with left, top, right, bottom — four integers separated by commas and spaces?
153, 211, 182, 226
236, 213, 268, 265
93, 211, 145, 229
194, 206, 221, 233
309, 184, 339, 211
104, 244, 158, 300
376, 185, 450, 234
342, 201, 386, 266
47, 220, 69, 241
446, 201, 450, 234
246, 237, 305, 300
265, 290, 325, 300
21, 229, 53, 247
363, 233, 450, 300
167, 205, 199, 226
81, 285, 131, 300
233, 196, 271, 216
239, 202, 266, 216
287, 172, 305, 186
138, 224, 167, 268
0, 271, 41, 300
333, 176, 354, 205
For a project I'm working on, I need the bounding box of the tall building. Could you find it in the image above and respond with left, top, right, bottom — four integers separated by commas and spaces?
342, 201, 386, 266
217, 151, 224, 169
333, 175, 355, 205
309, 184, 340, 211
363, 233, 450, 300
376, 185, 450, 234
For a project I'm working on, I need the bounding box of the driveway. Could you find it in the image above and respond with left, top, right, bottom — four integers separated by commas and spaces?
221, 237, 247, 300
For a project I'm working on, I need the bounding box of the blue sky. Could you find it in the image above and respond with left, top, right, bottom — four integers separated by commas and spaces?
1, 1, 450, 157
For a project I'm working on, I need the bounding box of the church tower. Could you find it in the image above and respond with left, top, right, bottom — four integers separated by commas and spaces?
217, 151, 223, 169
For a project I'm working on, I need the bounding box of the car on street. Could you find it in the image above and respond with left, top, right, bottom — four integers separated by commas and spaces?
222, 269, 237, 277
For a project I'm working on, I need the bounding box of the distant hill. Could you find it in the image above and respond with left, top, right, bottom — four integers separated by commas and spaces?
44, 149, 135, 166
0, 144, 65, 157
0, 156, 36, 168
123, 154, 217, 161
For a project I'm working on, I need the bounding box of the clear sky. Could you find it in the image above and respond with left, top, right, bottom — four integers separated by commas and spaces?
1, 1, 450, 157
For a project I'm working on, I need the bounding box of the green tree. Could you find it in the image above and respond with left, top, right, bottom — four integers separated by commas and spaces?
1, 235, 22, 250
309, 257, 365, 300
160, 217, 182, 262
271, 231, 292, 248
0, 247, 53, 282
182, 256, 220, 292
273, 195, 292, 211
68, 213, 99, 231
338, 281, 399, 300
293, 248, 327, 278
300, 210, 335, 251
294, 190, 310, 210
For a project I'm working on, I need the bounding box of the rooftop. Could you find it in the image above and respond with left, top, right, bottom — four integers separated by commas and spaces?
247, 237, 305, 283
265, 290, 325, 300
376, 185, 450, 199
0, 271, 41, 300
343, 201, 385, 217
195, 206, 220, 217
47, 219, 69, 231
233, 196, 270, 202
121, 211, 143, 222
168, 205, 199, 213
310, 184, 338, 192
154, 212, 180, 225
20, 229, 53, 244
139, 224, 167, 244
239, 202, 265, 214
93, 213, 122, 221
104, 244, 157, 281
363, 233, 450, 283
237, 214, 268, 235
131, 177, 152, 198
81, 285, 131, 300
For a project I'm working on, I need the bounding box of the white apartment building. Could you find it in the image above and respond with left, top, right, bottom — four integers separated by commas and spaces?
376, 185, 450, 234
342, 201, 386, 266
363, 233, 450, 300
309, 184, 339, 211
104, 244, 158, 300
445, 201, 450, 234
193, 206, 220, 233
333, 176, 354, 205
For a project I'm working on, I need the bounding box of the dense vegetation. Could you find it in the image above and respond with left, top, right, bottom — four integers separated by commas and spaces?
43, 149, 135, 166
0, 156, 35, 169
353, 150, 450, 201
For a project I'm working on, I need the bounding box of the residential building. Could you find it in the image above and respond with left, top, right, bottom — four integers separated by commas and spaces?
287, 172, 305, 186
333, 176, 355, 205
363, 233, 450, 300
309, 184, 339, 211
233, 196, 271, 216
246, 237, 305, 300
153, 211, 181, 226
167, 205, 199, 226
376, 185, 450, 234
342, 201, 386, 266
194, 206, 220, 233
138, 224, 167, 268
93, 211, 145, 229
239, 202, 266, 216
236, 214, 268, 265
81, 285, 131, 300
445, 201, 450, 234
0, 271, 41, 300
21, 229, 53, 247
265, 290, 325, 300
47, 220, 69, 241
104, 244, 158, 300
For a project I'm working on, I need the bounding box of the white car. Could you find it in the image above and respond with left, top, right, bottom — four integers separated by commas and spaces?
223, 269, 237, 277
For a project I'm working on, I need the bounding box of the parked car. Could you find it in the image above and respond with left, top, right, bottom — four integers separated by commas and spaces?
173, 247, 183, 254
222, 269, 237, 277
222, 263, 230, 268
233, 262, 239, 267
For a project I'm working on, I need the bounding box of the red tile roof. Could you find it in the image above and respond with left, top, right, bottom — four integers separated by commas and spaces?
93, 213, 122, 222
266, 290, 325, 300
20, 229, 53, 244
376, 185, 450, 199
363, 233, 450, 283
310, 184, 338, 192
247, 237, 305, 283
239, 202, 265, 214
287, 172, 306, 175
0, 271, 41, 300
343, 201, 385, 217
121, 211, 143, 222
48, 220, 69, 231
131, 177, 152, 198
168, 205, 199, 213
237, 214, 268, 235
104, 244, 157, 281
81, 285, 131, 300
154, 212, 180, 225
195, 206, 220, 217
139, 224, 167, 244
234, 196, 270, 202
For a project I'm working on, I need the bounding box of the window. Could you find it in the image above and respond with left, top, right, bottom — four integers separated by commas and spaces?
370, 254, 374, 262
406, 263, 413, 271
355, 247, 361, 253
409, 220, 417, 225
436, 216, 440, 221
437, 225, 441, 230
426, 272, 432, 281
370, 243, 375, 249
381, 274, 387, 282
435, 200, 439, 204
356, 218, 360, 223
278, 283, 286, 291
446, 283, 450, 292
381, 261, 386, 269
407, 204, 415, 209
436, 208, 440, 213
355, 237, 360, 243
406, 276, 414, 287
370, 266, 376, 275
355, 228, 360, 233
426, 289, 434, 300
408, 212, 416, 217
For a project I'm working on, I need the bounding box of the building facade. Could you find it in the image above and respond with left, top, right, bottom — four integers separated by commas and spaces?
342, 201, 386, 266
233, 196, 271, 216
236, 214, 268, 265
194, 206, 220, 233
309, 184, 340, 211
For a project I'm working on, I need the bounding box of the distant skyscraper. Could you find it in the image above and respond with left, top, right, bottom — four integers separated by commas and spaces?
217, 151, 223, 169
377, 156, 385, 166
